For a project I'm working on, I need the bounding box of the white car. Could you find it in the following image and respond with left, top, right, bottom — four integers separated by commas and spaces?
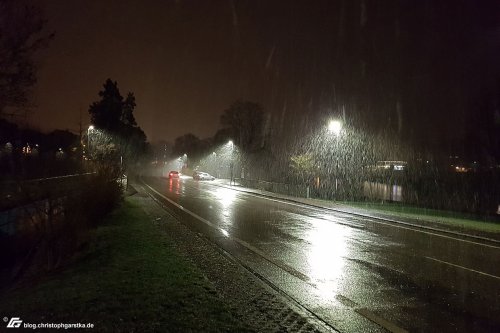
193, 171, 215, 181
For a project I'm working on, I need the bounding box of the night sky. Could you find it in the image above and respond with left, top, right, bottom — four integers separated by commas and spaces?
31, 0, 500, 148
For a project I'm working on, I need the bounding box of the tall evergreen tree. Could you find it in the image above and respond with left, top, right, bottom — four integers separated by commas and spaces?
121, 92, 137, 127
88, 79, 123, 132
88, 79, 147, 171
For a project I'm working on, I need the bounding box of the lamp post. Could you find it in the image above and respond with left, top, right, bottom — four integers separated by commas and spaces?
182, 153, 187, 172
177, 156, 183, 172
327, 120, 342, 198
212, 152, 218, 177
228, 140, 234, 185
87, 125, 94, 158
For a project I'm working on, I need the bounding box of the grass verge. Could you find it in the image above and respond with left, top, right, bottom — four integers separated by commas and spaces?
0, 198, 252, 332
342, 201, 500, 234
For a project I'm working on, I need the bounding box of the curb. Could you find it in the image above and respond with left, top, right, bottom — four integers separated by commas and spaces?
209, 181, 500, 245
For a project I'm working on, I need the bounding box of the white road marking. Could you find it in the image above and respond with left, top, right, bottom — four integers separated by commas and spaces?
424, 256, 500, 280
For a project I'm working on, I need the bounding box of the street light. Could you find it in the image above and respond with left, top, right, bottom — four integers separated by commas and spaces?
328, 120, 342, 136
182, 153, 187, 172
228, 140, 234, 185
177, 156, 183, 171
212, 152, 218, 177
327, 120, 343, 197
87, 125, 95, 158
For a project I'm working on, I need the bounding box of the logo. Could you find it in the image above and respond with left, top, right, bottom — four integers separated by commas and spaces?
6, 317, 22, 328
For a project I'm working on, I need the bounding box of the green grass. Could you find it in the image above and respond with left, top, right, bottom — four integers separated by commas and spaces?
0, 199, 252, 332
342, 201, 500, 234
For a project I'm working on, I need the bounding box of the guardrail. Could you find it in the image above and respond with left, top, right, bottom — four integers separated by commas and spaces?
0, 173, 96, 211
0, 173, 97, 233
0, 172, 127, 289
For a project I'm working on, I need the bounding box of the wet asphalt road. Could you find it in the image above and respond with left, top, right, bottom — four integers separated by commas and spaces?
142, 177, 500, 333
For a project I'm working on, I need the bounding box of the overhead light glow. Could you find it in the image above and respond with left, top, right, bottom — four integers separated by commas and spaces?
328, 120, 342, 135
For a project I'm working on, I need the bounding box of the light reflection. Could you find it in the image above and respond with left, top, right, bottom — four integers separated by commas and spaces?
168, 178, 181, 195
220, 228, 229, 237
306, 217, 352, 300
211, 187, 238, 225
212, 187, 237, 208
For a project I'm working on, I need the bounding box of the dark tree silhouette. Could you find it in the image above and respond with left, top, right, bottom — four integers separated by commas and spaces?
88, 79, 124, 132
87, 79, 147, 171
220, 100, 266, 152
44, 130, 78, 152
121, 92, 137, 127
0, 0, 53, 113
212, 128, 233, 146
172, 133, 203, 159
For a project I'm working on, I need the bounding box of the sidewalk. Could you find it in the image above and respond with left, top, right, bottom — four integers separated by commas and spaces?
213, 179, 500, 243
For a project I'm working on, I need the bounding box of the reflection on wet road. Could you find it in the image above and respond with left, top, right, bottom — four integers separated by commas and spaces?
145, 177, 500, 332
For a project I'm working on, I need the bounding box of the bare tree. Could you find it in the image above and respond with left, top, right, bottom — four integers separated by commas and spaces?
220, 100, 266, 153
0, 0, 53, 114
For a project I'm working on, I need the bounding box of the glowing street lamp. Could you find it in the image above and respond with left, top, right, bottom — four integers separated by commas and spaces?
87, 125, 95, 157
228, 140, 235, 184
328, 120, 342, 136
327, 120, 343, 197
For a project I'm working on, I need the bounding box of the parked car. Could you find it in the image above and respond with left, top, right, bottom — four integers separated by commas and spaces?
193, 171, 215, 181
168, 171, 180, 179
